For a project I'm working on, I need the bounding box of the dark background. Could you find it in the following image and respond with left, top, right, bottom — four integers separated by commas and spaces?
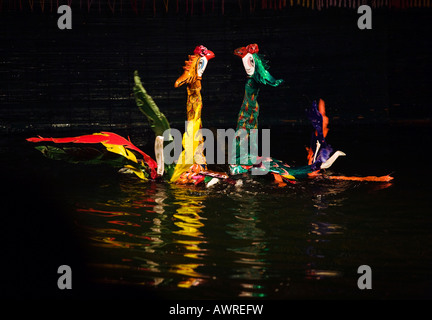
1, 2, 431, 135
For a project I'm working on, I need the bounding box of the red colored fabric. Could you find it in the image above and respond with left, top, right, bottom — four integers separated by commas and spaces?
27, 132, 158, 179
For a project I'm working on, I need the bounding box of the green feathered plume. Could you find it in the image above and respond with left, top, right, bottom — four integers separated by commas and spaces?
252, 53, 284, 87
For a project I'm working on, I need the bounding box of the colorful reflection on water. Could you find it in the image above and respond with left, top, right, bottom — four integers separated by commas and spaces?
68, 170, 409, 299
74, 179, 211, 290
2, 126, 430, 299
25, 126, 427, 299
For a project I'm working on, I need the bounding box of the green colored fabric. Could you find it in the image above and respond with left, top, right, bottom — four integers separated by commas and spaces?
231, 77, 260, 167
251, 53, 284, 87
133, 70, 175, 181
236, 78, 260, 132
35, 145, 150, 179
230, 53, 314, 179
133, 71, 171, 139
231, 54, 283, 169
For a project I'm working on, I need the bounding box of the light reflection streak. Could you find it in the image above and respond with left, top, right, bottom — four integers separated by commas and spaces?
305, 183, 346, 280
226, 192, 268, 297
170, 185, 208, 288
78, 181, 210, 289
74, 173, 395, 295
305, 179, 392, 280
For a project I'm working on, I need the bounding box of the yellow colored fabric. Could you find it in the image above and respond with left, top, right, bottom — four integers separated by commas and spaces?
101, 143, 138, 163
101, 143, 147, 180
170, 77, 207, 183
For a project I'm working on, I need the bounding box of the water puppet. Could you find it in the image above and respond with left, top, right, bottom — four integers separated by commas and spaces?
132, 70, 174, 179
305, 98, 347, 172
26, 68, 176, 182
230, 43, 391, 186
170, 45, 216, 184
230, 43, 339, 183
26, 131, 159, 181
27, 45, 227, 186
134, 45, 227, 186
26, 70, 173, 182
306, 98, 393, 183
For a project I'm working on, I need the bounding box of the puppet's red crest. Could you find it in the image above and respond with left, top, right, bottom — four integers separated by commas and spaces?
194, 45, 215, 60
234, 43, 259, 58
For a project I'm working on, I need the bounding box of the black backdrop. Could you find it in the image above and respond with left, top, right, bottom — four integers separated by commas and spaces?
1, 4, 431, 135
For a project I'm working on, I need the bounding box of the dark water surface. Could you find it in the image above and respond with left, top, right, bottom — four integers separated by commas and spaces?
2, 124, 431, 300
1, 5, 431, 302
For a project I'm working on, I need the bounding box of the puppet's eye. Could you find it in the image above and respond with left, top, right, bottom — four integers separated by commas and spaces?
249, 56, 255, 67
197, 57, 208, 77
242, 53, 255, 76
